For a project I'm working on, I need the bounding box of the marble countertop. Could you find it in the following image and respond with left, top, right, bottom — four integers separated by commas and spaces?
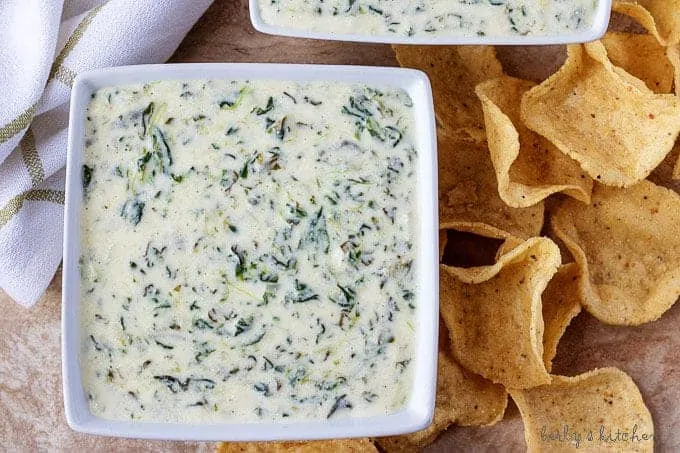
1, 1, 679, 451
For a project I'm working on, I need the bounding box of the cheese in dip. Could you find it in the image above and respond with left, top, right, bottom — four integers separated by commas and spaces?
258, 0, 600, 38
79, 79, 419, 423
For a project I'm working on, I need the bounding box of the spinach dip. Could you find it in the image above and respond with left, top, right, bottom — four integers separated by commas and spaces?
79, 80, 419, 423
258, 0, 600, 38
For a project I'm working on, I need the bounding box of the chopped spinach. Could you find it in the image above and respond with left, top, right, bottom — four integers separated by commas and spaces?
120, 198, 145, 226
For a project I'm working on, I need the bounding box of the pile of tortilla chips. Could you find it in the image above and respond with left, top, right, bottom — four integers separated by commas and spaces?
217, 3, 679, 451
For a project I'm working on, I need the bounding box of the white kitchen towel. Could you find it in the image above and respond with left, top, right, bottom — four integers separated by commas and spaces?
0, 0, 214, 307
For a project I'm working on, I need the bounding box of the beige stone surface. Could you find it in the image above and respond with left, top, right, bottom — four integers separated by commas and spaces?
2, 0, 679, 451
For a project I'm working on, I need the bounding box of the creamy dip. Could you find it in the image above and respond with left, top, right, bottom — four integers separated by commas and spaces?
79, 79, 419, 423
258, 0, 600, 38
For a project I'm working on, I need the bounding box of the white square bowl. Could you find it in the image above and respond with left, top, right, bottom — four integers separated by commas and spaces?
249, 0, 612, 45
62, 63, 439, 441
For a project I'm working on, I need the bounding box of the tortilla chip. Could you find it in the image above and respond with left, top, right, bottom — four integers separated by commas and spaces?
393, 45, 502, 143
649, 139, 680, 193
438, 348, 508, 428
614, 0, 680, 46
439, 223, 525, 271
510, 368, 654, 452
541, 263, 582, 372
375, 322, 507, 453
494, 235, 528, 261
438, 128, 545, 239
440, 219, 523, 244
476, 76, 593, 207
639, 0, 680, 45
440, 226, 508, 268
602, 32, 676, 93
439, 237, 561, 388
667, 44, 680, 95
541, 197, 576, 264
444, 235, 559, 285
216, 439, 377, 453
521, 42, 680, 187
551, 180, 680, 325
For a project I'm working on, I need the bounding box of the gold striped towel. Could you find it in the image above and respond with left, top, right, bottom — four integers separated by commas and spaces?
0, 0, 214, 306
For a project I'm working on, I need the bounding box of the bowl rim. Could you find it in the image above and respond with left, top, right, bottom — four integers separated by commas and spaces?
62, 62, 439, 441
248, 0, 612, 45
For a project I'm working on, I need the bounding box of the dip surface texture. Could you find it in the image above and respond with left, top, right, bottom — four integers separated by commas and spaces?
79, 79, 419, 423
257, 0, 600, 38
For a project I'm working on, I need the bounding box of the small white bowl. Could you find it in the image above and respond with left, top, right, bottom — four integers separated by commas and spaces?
62, 63, 439, 441
249, 0, 612, 45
